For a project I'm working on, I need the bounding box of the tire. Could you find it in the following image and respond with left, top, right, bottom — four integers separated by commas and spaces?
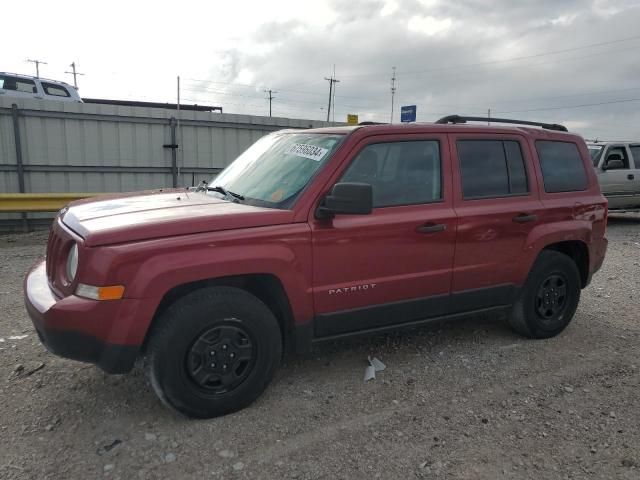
145, 286, 282, 418
508, 250, 582, 339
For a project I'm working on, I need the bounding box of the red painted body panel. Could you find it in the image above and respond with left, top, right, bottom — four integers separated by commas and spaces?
448, 132, 545, 291
310, 132, 456, 314
23, 122, 609, 371
63, 190, 293, 247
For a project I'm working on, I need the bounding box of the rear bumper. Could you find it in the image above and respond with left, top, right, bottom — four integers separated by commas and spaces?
24, 261, 154, 373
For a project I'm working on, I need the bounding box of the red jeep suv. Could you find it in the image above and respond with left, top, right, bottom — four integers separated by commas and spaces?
24, 115, 608, 418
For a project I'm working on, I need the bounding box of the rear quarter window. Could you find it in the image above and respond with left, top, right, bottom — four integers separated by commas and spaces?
630, 145, 640, 165
535, 141, 588, 193
41, 82, 71, 97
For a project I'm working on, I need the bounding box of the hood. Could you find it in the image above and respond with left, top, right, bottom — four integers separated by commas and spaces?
62, 189, 294, 247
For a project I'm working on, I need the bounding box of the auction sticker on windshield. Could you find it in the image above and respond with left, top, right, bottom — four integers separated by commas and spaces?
285, 143, 329, 162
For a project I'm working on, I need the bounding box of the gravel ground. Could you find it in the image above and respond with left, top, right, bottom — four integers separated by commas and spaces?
0, 215, 638, 480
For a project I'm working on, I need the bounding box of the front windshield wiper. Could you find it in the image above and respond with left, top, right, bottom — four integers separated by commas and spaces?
196, 180, 244, 202
206, 185, 245, 202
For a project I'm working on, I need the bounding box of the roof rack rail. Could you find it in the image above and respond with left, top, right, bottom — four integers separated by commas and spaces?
435, 115, 568, 132
358, 121, 387, 125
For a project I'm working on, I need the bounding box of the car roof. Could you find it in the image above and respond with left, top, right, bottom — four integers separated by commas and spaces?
0, 72, 75, 88
587, 141, 640, 146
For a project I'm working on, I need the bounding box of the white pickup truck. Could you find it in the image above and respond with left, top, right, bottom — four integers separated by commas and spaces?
588, 142, 640, 212
0, 72, 82, 103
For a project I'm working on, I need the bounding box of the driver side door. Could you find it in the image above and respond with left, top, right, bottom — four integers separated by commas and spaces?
310, 134, 457, 338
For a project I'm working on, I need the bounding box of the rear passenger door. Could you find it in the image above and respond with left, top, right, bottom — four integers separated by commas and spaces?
449, 134, 544, 308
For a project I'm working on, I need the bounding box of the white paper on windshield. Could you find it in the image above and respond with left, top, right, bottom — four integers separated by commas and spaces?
285, 143, 329, 162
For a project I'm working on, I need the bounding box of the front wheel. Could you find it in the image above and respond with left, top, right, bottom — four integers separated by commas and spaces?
145, 286, 282, 418
508, 250, 582, 339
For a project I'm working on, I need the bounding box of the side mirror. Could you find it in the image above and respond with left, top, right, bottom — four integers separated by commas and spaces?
317, 182, 373, 217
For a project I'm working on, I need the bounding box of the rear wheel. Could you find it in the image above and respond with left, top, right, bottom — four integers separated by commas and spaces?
145, 286, 282, 418
509, 250, 582, 339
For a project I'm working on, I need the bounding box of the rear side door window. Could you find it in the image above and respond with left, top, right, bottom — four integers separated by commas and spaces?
0, 75, 37, 93
41, 82, 71, 97
535, 141, 588, 193
457, 139, 529, 199
340, 140, 442, 207
627, 145, 640, 168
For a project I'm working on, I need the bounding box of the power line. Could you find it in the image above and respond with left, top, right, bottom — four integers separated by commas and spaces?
416, 86, 640, 110
339, 33, 640, 79
496, 97, 640, 115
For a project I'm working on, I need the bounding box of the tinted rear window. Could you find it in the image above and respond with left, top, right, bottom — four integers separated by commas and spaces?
458, 140, 529, 199
535, 141, 588, 193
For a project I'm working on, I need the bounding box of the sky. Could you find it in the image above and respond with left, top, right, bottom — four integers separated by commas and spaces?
4, 0, 640, 140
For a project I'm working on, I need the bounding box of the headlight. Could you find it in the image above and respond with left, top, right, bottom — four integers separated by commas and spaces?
66, 243, 78, 282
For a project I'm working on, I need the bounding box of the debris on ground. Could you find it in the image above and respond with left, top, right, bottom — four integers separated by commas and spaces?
364, 356, 386, 382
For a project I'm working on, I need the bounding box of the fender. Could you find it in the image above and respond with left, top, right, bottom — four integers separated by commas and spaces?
91, 223, 314, 333
521, 219, 592, 278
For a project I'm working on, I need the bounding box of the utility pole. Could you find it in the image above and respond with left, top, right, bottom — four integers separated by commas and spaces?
390, 67, 397, 124
26, 59, 47, 78
264, 89, 276, 117
324, 67, 340, 122
65, 62, 85, 89
488, 108, 491, 125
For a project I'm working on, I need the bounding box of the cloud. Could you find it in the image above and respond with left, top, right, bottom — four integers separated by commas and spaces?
194, 0, 640, 139
4, 0, 639, 139
407, 15, 453, 36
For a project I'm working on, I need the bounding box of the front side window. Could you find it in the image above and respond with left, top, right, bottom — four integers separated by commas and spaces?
211, 132, 344, 208
41, 82, 71, 97
0, 75, 37, 93
457, 140, 529, 199
536, 141, 588, 193
604, 147, 630, 169
340, 140, 441, 207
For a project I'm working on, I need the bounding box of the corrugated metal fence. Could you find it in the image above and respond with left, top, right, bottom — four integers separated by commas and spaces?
0, 97, 339, 231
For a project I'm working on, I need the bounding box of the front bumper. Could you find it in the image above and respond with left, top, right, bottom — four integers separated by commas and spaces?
24, 261, 151, 373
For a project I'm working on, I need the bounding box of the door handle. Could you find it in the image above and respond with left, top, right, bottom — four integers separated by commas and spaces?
513, 213, 538, 223
628, 174, 635, 180
417, 223, 446, 233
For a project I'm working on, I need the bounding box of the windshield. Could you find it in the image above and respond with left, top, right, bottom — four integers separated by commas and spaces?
588, 145, 603, 166
210, 132, 344, 208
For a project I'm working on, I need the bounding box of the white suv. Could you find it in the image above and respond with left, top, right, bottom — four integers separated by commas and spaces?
0, 72, 82, 103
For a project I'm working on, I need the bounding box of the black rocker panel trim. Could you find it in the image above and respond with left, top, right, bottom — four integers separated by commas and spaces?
314, 284, 516, 338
